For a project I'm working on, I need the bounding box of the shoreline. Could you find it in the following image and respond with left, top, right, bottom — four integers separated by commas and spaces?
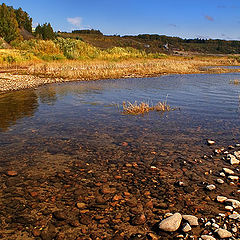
0, 57, 240, 94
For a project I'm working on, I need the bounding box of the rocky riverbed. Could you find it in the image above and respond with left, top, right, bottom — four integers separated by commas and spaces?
0, 138, 239, 240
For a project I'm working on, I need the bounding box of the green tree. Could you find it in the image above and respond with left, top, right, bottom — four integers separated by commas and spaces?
15, 7, 32, 33
35, 23, 55, 40
0, 3, 20, 42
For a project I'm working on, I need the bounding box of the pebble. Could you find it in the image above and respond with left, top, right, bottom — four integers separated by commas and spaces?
182, 223, 191, 232
219, 172, 226, 177
227, 154, 240, 165
207, 140, 215, 145
229, 213, 240, 220
226, 199, 240, 208
234, 150, 240, 158
222, 168, 234, 175
212, 223, 219, 228
206, 184, 216, 191
76, 202, 87, 209
201, 235, 216, 240
159, 213, 182, 232
216, 179, 224, 184
182, 215, 199, 226
225, 206, 233, 211
6, 170, 18, 176
216, 196, 227, 203
131, 213, 146, 225
216, 228, 232, 238
228, 175, 239, 180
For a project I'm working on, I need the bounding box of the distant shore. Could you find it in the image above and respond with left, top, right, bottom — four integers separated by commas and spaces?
0, 57, 240, 94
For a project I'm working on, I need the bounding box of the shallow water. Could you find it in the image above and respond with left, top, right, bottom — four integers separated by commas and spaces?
0, 73, 240, 164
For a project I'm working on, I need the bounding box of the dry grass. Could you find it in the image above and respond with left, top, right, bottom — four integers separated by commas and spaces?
24, 56, 236, 81
122, 99, 172, 115
229, 79, 240, 85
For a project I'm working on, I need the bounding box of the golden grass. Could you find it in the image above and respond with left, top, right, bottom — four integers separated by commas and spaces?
229, 79, 240, 85
122, 100, 172, 115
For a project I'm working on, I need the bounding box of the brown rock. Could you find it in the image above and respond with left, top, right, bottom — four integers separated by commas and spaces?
131, 213, 146, 225
32, 229, 41, 237
6, 170, 18, 176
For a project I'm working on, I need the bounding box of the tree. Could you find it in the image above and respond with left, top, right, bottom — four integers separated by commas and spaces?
35, 23, 55, 40
0, 3, 20, 42
15, 7, 32, 33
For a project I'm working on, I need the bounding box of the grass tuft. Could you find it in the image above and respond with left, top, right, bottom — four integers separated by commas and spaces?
122, 99, 172, 115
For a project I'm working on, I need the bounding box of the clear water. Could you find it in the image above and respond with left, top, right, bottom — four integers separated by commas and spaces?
0, 73, 240, 166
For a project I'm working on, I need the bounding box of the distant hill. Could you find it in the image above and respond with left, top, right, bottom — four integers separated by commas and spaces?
57, 31, 240, 55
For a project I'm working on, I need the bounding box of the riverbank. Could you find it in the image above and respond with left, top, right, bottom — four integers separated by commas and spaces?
0, 56, 240, 94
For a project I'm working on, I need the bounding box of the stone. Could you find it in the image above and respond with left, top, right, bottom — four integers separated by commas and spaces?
219, 172, 225, 177
76, 202, 87, 209
201, 235, 216, 240
182, 215, 199, 226
216, 228, 232, 238
6, 170, 18, 176
207, 140, 215, 145
182, 223, 191, 232
216, 196, 227, 203
234, 151, 240, 158
206, 184, 216, 191
228, 214, 240, 220
226, 199, 240, 208
53, 211, 66, 221
216, 179, 224, 184
222, 168, 234, 175
225, 206, 233, 211
131, 213, 146, 225
159, 213, 182, 232
227, 154, 239, 165
228, 175, 239, 180
212, 223, 219, 228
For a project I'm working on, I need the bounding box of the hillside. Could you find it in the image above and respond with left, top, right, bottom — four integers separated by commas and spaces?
58, 31, 240, 55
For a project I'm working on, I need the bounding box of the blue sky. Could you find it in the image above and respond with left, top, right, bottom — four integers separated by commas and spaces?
3, 0, 240, 40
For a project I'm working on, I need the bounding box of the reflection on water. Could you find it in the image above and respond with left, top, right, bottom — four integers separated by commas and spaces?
0, 90, 38, 131
0, 73, 240, 162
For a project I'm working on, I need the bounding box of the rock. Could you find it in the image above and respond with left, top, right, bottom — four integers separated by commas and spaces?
207, 140, 215, 145
232, 225, 238, 233
206, 184, 216, 191
216, 228, 232, 238
182, 223, 191, 232
227, 154, 239, 165
159, 213, 182, 232
228, 214, 240, 220
212, 223, 219, 228
219, 172, 226, 177
201, 235, 216, 240
53, 211, 66, 221
225, 206, 233, 211
234, 151, 240, 158
182, 215, 198, 226
226, 199, 240, 208
131, 213, 146, 225
76, 202, 87, 209
41, 224, 57, 240
6, 170, 18, 176
216, 196, 227, 203
216, 179, 224, 184
222, 168, 234, 175
228, 175, 239, 180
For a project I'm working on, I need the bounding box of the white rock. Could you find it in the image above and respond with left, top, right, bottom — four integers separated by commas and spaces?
159, 213, 182, 232
207, 140, 215, 145
232, 226, 237, 233
182, 215, 199, 226
234, 150, 240, 158
206, 184, 216, 191
201, 235, 216, 240
218, 213, 225, 217
216, 179, 224, 184
235, 143, 240, 147
229, 213, 240, 220
225, 206, 233, 211
227, 154, 240, 165
219, 172, 226, 177
216, 228, 232, 238
226, 199, 240, 208
228, 175, 239, 180
216, 196, 227, 203
222, 168, 234, 175
205, 221, 211, 226
182, 223, 191, 232
212, 223, 219, 228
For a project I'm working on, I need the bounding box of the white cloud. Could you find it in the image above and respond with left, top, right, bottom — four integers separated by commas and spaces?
67, 17, 82, 27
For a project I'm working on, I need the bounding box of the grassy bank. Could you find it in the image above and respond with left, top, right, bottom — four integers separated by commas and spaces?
0, 38, 240, 93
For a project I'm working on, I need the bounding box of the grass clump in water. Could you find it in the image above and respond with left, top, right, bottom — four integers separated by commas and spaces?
122, 99, 172, 115
229, 79, 240, 85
